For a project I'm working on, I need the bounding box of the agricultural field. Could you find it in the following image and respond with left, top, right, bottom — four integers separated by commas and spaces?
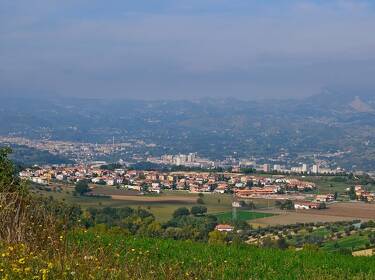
250, 211, 354, 227
250, 202, 375, 227
305, 202, 375, 220
32, 184, 238, 221
214, 211, 275, 223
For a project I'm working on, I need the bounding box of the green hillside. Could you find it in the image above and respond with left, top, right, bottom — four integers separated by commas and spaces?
2, 230, 375, 280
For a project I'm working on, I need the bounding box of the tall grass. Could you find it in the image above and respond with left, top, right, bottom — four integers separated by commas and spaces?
1, 229, 375, 280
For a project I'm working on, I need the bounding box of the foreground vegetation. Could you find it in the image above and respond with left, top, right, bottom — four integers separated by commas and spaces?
2, 230, 375, 280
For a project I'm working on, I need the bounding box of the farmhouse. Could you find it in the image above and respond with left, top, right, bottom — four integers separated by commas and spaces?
215, 224, 234, 232
294, 201, 323, 210
315, 194, 335, 202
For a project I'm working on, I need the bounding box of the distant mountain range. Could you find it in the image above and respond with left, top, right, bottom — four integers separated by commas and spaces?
1, 91, 375, 170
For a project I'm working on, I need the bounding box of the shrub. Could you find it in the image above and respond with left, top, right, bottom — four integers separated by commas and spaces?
172, 207, 190, 218
191, 206, 207, 216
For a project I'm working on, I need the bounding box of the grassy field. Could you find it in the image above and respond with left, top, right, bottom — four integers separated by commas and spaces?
2, 230, 375, 280
299, 175, 375, 195
214, 210, 275, 223
322, 235, 370, 252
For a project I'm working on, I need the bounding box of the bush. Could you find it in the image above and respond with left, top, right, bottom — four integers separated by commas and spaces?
191, 206, 207, 216
172, 207, 190, 218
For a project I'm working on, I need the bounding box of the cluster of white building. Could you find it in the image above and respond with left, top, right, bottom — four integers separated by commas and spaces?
264, 163, 344, 175
148, 153, 215, 168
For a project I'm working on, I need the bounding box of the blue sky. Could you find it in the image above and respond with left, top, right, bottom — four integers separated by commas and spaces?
1, 0, 375, 99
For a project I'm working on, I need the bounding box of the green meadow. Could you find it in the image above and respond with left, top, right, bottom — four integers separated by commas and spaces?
214, 210, 275, 223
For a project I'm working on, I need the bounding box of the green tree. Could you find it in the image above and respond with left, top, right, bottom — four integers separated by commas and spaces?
348, 186, 356, 200
191, 206, 207, 216
172, 207, 190, 218
75, 180, 90, 195
0, 147, 22, 193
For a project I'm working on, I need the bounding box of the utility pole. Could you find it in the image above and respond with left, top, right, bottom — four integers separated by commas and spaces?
232, 194, 237, 222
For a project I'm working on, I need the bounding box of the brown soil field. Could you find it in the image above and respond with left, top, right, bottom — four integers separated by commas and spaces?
110, 195, 197, 203
90, 187, 140, 196
251, 212, 353, 227
306, 202, 375, 219
251, 202, 375, 226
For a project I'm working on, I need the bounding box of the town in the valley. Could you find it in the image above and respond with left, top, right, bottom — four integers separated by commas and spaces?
20, 160, 375, 212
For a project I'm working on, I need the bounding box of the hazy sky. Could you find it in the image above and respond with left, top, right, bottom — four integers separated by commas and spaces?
1, 0, 375, 100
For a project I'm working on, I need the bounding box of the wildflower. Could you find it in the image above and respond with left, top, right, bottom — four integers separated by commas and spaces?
40, 268, 48, 280
12, 267, 21, 273
18, 257, 26, 264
